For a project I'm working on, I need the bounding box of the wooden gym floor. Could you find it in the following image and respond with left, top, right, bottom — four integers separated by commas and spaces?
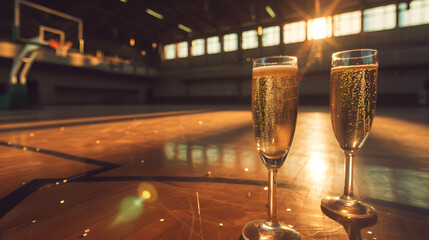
0, 104, 428, 239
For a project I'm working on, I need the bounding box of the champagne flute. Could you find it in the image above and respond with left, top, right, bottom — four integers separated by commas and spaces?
242, 56, 302, 240
321, 49, 378, 219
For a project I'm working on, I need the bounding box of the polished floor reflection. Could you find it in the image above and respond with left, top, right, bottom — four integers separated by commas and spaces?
0, 105, 428, 239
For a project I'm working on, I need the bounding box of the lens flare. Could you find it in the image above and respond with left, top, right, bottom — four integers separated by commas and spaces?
112, 196, 143, 226
137, 183, 158, 203
142, 190, 151, 200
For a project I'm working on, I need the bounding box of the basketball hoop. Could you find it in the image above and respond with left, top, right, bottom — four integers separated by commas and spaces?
49, 39, 72, 57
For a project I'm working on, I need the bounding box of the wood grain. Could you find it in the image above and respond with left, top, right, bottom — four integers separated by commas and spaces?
0, 105, 427, 239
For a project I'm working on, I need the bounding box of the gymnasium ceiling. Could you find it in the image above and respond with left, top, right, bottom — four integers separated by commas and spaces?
1, 0, 408, 51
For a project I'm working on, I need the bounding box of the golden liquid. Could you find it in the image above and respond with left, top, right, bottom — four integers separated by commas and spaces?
330, 64, 378, 154
252, 65, 298, 168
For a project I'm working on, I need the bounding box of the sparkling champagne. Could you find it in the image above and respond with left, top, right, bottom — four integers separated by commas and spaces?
330, 64, 378, 154
252, 65, 298, 168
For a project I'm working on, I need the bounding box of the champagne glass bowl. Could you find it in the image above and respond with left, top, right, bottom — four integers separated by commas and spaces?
242, 56, 302, 240
321, 49, 378, 219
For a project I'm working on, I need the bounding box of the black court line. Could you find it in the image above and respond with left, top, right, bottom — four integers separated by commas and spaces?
364, 197, 429, 216
0, 141, 119, 168
1, 142, 428, 220
0, 109, 211, 133
0, 141, 121, 219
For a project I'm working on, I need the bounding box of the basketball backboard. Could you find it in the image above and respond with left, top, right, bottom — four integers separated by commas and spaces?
13, 0, 84, 53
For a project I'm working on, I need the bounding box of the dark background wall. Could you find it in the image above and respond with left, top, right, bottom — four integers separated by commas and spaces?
1, 0, 429, 107
156, 23, 429, 106
0, 57, 153, 105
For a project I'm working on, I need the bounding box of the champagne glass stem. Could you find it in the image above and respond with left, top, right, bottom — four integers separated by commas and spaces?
342, 153, 355, 200
267, 169, 278, 224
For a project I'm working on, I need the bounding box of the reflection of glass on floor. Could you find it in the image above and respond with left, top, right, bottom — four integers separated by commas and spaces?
321, 204, 378, 240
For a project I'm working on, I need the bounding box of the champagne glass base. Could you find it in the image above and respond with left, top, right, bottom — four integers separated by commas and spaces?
321, 197, 375, 219
242, 220, 302, 240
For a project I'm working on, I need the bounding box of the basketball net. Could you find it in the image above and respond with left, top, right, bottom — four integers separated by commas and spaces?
49, 39, 73, 57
